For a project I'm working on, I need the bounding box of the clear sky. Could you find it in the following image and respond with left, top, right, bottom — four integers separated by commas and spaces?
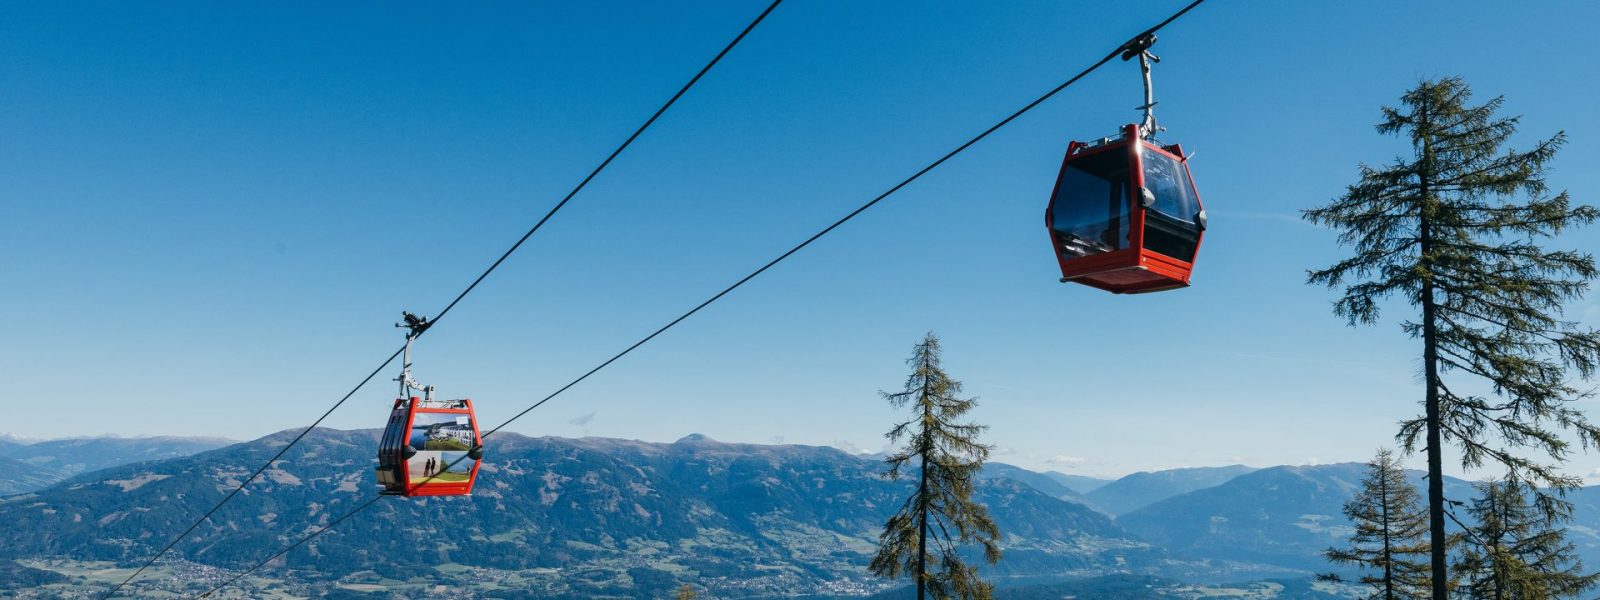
5, 1, 1599, 480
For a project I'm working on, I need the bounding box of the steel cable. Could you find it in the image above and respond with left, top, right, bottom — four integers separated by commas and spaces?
188, 1, 1211, 596
101, 2, 784, 596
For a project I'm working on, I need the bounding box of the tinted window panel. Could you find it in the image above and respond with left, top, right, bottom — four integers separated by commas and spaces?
1051, 149, 1130, 258
1142, 150, 1199, 222
1140, 149, 1201, 261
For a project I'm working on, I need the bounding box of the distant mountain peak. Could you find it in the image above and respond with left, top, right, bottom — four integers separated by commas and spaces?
674, 433, 715, 444
1082, 464, 1261, 516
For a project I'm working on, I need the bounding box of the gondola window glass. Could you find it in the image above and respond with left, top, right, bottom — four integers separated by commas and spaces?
382, 409, 401, 456
1142, 151, 1199, 222
1140, 149, 1202, 261
1051, 151, 1129, 257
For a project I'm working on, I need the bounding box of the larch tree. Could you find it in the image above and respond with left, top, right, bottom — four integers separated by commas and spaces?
673, 583, 699, 600
870, 332, 1001, 600
1324, 449, 1433, 599
1304, 77, 1600, 599
1456, 476, 1598, 599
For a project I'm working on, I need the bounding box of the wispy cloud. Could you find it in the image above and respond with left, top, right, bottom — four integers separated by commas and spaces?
1208, 211, 1325, 229
1046, 454, 1087, 466
832, 439, 865, 454
568, 411, 597, 435
1584, 467, 1600, 486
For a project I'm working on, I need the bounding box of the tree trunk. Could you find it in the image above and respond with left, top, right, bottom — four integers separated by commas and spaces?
1381, 471, 1394, 600
1418, 98, 1449, 600
1491, 490, 1503, 600
917, 459, 928, 600
916, 359, 932, 600
1423, 322, 1448, 597
1423, 324, 1448, 600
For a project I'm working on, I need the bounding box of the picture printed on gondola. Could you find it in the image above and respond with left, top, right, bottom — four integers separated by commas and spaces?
407, 412, 477, 484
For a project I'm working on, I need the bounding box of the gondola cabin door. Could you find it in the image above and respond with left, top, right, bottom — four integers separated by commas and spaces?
377, 397, 483, 497
1045, 123, 1205, 293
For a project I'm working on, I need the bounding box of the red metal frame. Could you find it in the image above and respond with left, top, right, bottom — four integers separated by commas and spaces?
1044, 123, 1204, 294
379, 397, 483, 497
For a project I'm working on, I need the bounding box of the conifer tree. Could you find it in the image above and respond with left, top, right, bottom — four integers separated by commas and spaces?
1456, 476, 1598, 599
1304, 77, 1600, 598
673, 583, 699, 600
1325, 449, 1432, 599
870, 333, 1001, 600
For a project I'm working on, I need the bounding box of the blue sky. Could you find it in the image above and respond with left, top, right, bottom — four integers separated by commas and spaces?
4, 1, 1599, 479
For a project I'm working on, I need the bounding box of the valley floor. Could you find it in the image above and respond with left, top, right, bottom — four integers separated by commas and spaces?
12, 558, 1367, 600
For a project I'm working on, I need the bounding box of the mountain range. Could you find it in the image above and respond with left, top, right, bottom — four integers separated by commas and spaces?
0, 435, 231, 495
1040, 472, 1112, 495
1079, 465, 1259, 516
1116, 463, 1478, 572
0, 430, 1159, 598
5, 429, 1599, 598
976, 462, 1083, 500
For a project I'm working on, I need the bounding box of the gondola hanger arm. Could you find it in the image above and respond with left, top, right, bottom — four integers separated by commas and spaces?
1119, 33, 1162, 139
395, 311, 435, 401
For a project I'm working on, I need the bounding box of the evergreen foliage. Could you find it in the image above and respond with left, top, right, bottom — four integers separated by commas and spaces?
1324, 449, 1432, 599
1305, 77, 1600, 597
870, 333, 1002, 600
1456, 477, 1599, 599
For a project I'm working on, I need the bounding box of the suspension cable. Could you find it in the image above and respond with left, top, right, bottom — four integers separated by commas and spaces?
188, 1, 1210, 596
101, 3, 783, 597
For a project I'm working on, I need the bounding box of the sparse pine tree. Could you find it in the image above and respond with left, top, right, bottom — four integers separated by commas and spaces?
870, 332, 1001, 600
1456, 477, 1598, 599
1325, 449, 1432, 599
1305, 77, 1600, 599
673, 583, 699, 600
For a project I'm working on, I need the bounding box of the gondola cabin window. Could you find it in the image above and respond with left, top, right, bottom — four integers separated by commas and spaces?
1139, 146, 1202, 263
1049, 146, 1130, 258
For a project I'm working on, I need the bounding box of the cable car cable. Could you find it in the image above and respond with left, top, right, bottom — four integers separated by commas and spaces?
198, 453, 486, 598
197, 494, 388, 599
188, 1, 1211, 596
101, 2, 784, 596
102, 348, 402, 600
481, 0, 1213, 440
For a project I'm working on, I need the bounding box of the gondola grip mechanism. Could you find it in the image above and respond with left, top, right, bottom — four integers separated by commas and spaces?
1119, 33, 1163, 140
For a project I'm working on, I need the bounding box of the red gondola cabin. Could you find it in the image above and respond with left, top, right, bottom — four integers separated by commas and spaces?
376, 396, 483, 497
1045, 123, 1205, 294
